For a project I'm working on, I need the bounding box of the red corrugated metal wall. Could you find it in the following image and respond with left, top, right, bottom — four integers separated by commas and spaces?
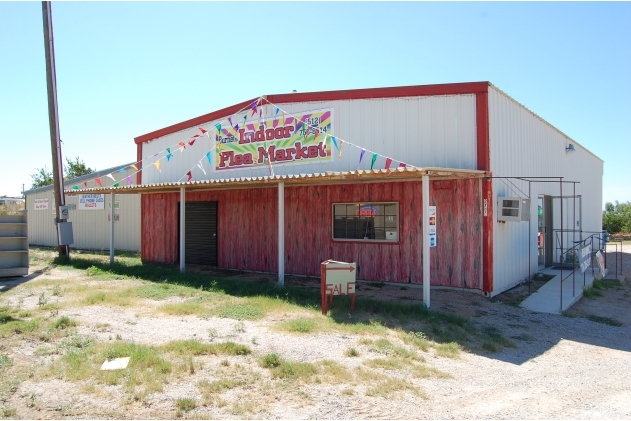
141, 179, 481, 288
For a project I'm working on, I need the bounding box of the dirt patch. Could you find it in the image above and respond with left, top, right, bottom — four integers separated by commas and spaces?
0, 249, 630, 419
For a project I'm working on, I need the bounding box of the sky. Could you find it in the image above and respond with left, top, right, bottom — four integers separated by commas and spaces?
1, 1, 630, 207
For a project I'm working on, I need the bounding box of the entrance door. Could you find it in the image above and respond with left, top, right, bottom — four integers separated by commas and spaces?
179, 201, 218, 266
538, 195, 553, 268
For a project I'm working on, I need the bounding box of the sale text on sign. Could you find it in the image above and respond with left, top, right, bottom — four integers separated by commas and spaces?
215, 109, 333, 171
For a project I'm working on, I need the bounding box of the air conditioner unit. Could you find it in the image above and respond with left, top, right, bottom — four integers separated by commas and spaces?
497, 197, 530, 222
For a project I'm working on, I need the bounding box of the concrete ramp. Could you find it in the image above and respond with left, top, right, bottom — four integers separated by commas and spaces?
520, 268, 599, 314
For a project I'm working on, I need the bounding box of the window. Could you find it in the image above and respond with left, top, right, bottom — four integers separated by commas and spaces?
333, 202, 399, 241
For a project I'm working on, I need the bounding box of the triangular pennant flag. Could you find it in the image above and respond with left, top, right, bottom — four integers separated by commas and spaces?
370, 153, 378, 170
188, 139, 196, 146
275, 107, 280, 115
166, 148, 173, 162
72, 185, 79, 190
131, 164, 138, 171
83, 181, 88, 187
154, 161, 161, 172
118, 168, 126, 173
281, 111, 285, 126
95, 177, 102, 187
198, 127, 208, 134
215, 123, 221, 133
113, 182, 119, 188
338, 140, 344, 159
126, 175, 133, 185
398, 162, 407, 168
227, 117, 233, 128
331, 136, 339, 151
234, 123, 239, 132
313, 129, 319, 142
359, 149, 366, 165
250, 100, 258, 116
178, 142, 186, 151
384, 158, 393, 170
106, 173, 116, 181
206, 152, 211, 164
197, 162, 206, 175
186, 171, 192, 182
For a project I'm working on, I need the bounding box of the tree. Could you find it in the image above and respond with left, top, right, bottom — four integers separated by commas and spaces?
64, 156, 94, 179
30, 167, 54, 189
602, 201, 631, 233
30, 157, 95, 189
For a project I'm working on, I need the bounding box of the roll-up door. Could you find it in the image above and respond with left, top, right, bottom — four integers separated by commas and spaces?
179, 201, 218, 266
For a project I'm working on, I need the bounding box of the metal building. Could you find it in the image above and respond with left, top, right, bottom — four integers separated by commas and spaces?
24, 163, 141, 252
66, 82, 603, 297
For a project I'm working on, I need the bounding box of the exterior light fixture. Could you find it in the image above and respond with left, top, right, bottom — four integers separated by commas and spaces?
566, 144, 576, 152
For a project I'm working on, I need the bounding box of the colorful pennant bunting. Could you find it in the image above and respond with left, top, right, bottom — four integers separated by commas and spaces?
154, 161, 161, 172
206, 152, 211, 164
399, 163, 406, 168
166, 148, 173, 162
197, 162, 206, 175
188, 139, 196, 146
118, 168, 126, 173
106, 173, 116, 181
178, 142, 186, 151
186, 171, 192, 182
113, 182, 119, 188
95, 178, 102, 188
359, 149, 366, 165
73, 185, 79, 190
384, 158, 393, 170
370, 153, 378, 170
131, 164, 138, 171
126, 175, 133, 185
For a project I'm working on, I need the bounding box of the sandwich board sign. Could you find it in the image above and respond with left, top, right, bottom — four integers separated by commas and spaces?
320, 260, 356, 314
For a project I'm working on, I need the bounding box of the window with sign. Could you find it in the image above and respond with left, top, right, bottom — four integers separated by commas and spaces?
333, 202, 399, 241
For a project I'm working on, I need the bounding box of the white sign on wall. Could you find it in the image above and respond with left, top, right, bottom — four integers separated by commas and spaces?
78, 194, 105, 210
428, 205, 437, 247
34, 198, 49, 210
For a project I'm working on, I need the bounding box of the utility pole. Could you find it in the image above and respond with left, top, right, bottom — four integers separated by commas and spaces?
42, 1, 67, 256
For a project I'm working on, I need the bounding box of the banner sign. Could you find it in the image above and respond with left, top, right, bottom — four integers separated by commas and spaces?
215, 108, 333, 171
78, 194, 105, 210
595, 250, 607, 277
34, 198, 49, 210
578, 244, 591, 273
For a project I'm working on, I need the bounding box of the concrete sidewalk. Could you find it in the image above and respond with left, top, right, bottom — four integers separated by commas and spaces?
520, 268, 599, 314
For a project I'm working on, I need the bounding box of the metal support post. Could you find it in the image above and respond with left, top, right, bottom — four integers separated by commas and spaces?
422, 174, 430, 308
180, 187, 185, 273
278, 182, 285, 286
109, 192, 114, 264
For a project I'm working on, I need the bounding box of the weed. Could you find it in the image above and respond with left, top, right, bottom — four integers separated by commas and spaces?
1, 408, 17, 418
214, 303, 265, 321
365, 378, 426, 399
278, 318, 318, 333
586, 315, 623, 327
58, 335, 93, 354
363, 338, 423, 361
220, 359, 230, 367
176, 397, 196, 412
37, 292, 48, 307
435, 342, 461, 358
364, 358, 406, 370
400, 330, 431, 352
158, 300, 207, 316
341, 388, 355, 396
345, 348, 360, 357
162, 340, 251, 356
410, 364, 452, 379
260, 353, 282, 368
232, 321, 246, 333
53, 316, 77, 330
207, 327, 218, 341
583, 286, 603, 299
0, 354, 12, 370
198, 378, 243, 394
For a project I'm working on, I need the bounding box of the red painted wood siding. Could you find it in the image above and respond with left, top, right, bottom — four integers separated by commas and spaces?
141, 179, 481, 288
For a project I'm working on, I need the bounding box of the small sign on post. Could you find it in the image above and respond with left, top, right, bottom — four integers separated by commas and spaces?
320, 260, 356, 315
595, 250, 607, 277
428, 205, 437, 247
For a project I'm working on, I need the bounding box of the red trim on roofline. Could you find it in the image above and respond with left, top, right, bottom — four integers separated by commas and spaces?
134, 82, 490, 144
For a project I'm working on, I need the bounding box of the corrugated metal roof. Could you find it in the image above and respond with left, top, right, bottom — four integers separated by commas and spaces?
24, 162, 135, 195
64, 167, 487, 195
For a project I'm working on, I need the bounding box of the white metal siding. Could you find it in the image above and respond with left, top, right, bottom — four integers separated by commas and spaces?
141, 95, 478, 184
26, 169, 141, 251
489, 85, 603, 295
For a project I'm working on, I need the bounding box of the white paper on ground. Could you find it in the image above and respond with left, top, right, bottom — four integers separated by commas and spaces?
100, 357, 130, 370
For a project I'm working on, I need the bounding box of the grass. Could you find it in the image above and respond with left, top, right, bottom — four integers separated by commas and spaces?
175, 398, 196, 412
583, 286, 603, 299
53, 316, 77, 330
345, 348, 360, 357
0, 354, 11, 371
364, 357, 406, 370
360, 338, 424, 361
258, 354, 353, 384
585, 315, 623, 327
481, 326, 516, 352
162, 340, 251, 356
157, 299, 208, 316
434, 342, 461, 358
365, 378, 426, 399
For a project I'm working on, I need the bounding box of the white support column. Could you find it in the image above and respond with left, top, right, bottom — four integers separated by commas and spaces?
278, 182, 285, 286
180, 187, 185, 273
109, 191, 115, 264
422, 174, 430, 308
